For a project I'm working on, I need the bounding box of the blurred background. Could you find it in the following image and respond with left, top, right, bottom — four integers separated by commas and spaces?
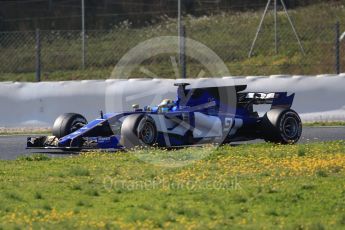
0, 0, 344, 81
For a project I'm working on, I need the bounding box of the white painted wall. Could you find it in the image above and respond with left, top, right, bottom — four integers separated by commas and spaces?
1, 75, 345, 127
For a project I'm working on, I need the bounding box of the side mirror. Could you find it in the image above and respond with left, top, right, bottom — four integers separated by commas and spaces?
132, 104, 139, 110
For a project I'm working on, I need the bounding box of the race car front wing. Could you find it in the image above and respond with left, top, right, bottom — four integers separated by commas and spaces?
26, 135, 123, 150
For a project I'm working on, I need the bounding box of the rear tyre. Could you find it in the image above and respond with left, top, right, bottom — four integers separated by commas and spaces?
52, 113, 87, 138
262, 108, 302, 144
120, 114, 157, 149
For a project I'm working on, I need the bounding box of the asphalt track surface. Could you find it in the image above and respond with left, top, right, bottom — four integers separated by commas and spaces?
0, 127, 344, 160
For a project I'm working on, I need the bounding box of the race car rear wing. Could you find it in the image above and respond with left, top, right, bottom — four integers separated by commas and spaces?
237, 92, 295, 109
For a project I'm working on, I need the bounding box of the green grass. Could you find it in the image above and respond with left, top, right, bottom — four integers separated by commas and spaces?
1, 2, 345, 82
0, 142, 345, 229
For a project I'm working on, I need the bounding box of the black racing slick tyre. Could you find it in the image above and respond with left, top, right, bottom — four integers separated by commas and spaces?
262, 108, 302, 144
52, 113, 88, 138
120, 114, 157, 149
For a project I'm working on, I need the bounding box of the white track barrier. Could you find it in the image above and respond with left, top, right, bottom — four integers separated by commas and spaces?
1, 75, 345, 128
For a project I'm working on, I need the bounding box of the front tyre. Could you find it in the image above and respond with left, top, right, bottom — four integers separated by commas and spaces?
120, 114, 157, 149
137, 117, 157, 145
52, 113, 87, 138
262, 109, 302, 144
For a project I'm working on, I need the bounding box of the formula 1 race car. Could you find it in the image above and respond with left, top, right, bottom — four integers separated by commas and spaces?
27, 83, 302, 151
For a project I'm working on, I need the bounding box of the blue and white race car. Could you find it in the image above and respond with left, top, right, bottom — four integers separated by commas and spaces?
27, 83, 302, 150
